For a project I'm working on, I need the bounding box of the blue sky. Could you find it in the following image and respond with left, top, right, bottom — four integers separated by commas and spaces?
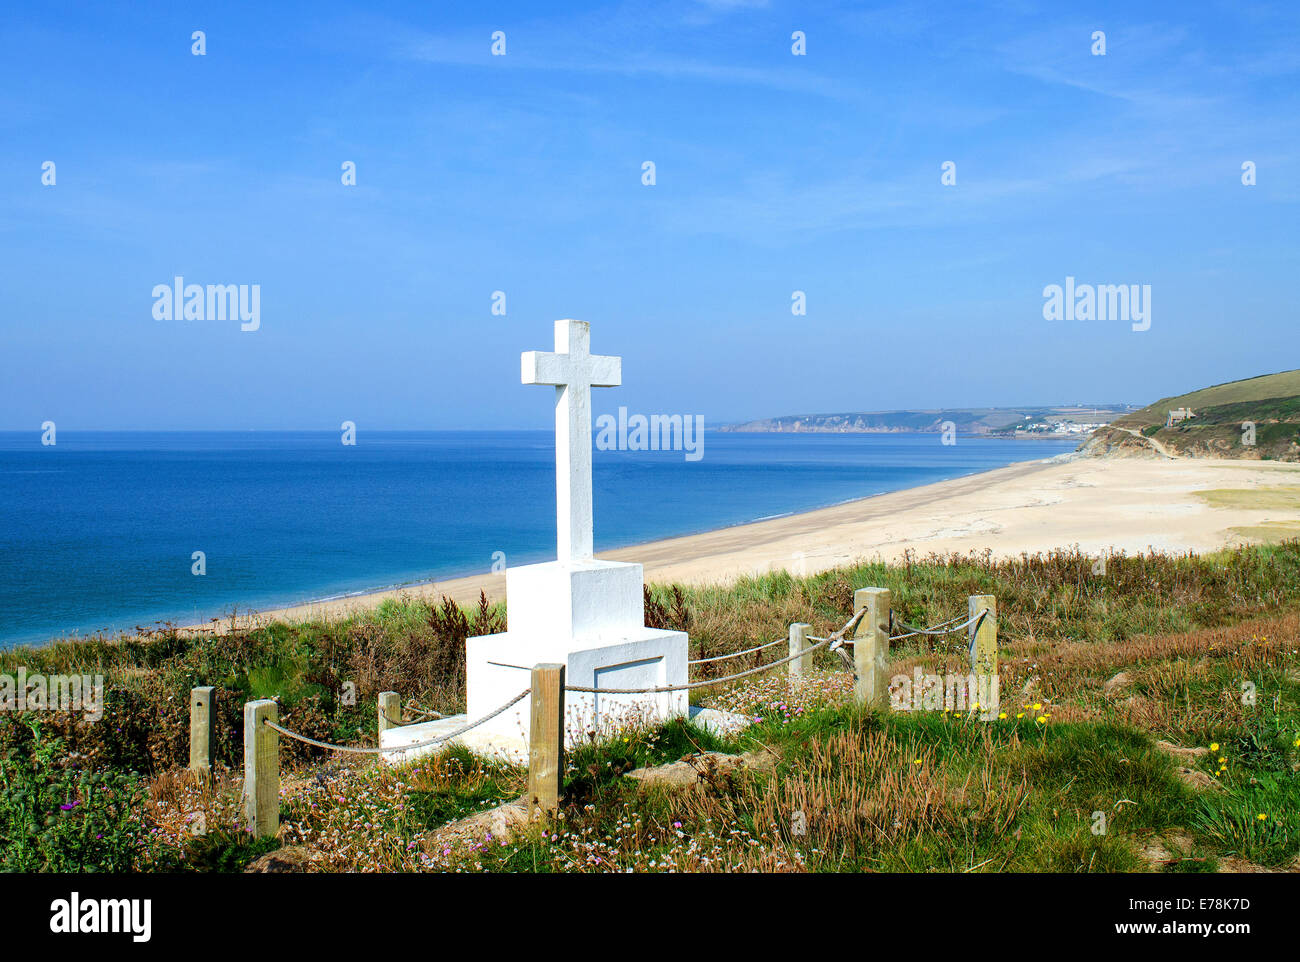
2, 0, 1296, 430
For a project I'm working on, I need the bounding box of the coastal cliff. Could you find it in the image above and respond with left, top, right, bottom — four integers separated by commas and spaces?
1077, 369, 1300, 462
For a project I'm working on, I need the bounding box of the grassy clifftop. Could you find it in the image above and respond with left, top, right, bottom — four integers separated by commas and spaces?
1081, 369, 1300, 461
5, 544, 1300, 872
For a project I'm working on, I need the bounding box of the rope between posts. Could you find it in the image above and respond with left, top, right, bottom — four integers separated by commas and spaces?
833, 608, 988, 643
688, 635, 786, 665
406, 702, 445, 720
891, 608, 987, 640
381, 703, 444, 726
889, 612, 964, 639
263, 689, 530, 755
564, 638, 834, 694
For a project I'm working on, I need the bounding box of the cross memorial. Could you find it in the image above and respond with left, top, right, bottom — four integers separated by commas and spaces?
521, 320, 621, 562
379, 320, 691, 762
387, 321, 689, 762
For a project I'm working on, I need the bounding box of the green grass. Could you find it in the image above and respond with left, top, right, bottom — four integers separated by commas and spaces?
1115, 368, 1300, 430
1228, 522, 1300, 543
1196, 487, 1300, 511
452, 685, 1296, 873
406, 745, 525, 829
438, 708, 1197, 872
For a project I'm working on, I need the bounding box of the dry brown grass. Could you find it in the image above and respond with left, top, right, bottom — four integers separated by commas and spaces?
987, 610, 1299, 738
657, 716, 1028, 869
684, 575, 859, 680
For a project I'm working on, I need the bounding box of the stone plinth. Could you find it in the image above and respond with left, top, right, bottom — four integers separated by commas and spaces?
504, 558, 645, 649
466, 625, 689, 746
380, 558, 689, 764
466, 559, 687, 746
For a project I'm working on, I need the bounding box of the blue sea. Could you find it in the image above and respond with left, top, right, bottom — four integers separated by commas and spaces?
0, 431, 1078, 648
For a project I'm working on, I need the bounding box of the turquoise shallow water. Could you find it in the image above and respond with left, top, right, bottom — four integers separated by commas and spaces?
0, 431, 1077, 647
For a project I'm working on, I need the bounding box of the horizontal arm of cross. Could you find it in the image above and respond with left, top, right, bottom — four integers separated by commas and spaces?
521, 351, 622, 387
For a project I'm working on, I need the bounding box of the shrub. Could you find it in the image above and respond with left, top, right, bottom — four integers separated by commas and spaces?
0, 720, 157, 872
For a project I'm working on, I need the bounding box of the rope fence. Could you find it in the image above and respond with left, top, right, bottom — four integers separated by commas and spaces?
565, 638, 835, 694
888, 608, 988, 643
568, 607, 867, 695
221, 585, 999, 835
687, 635, 786, 665
405, 702, 445, 720
263, 689, 530, 756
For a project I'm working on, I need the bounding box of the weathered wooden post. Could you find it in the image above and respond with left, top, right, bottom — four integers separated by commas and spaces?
243, 699, 279, 838
528, 664, 565, 818
788, 622, 812, 679
189, 686, 216, 775
969, 594, 998, 677
852, 587, 891, 710
377, 691, 400, 735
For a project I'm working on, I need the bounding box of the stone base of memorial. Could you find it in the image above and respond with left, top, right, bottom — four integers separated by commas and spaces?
380, 558, 690, 765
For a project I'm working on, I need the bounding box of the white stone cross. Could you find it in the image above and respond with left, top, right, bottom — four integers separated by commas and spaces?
522, 320, 621, 562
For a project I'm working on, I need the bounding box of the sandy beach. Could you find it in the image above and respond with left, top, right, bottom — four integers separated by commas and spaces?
226, 453, 1300, 631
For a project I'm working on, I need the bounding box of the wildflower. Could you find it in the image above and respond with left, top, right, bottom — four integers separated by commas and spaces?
1036, 716, 1047, 724
1210, 742, 1220, 752
998, 712, 1007, 719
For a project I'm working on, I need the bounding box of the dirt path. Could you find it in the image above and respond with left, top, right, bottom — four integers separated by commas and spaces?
1113, 425, 1178, 459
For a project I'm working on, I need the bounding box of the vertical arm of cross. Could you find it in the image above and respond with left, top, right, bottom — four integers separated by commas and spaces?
522, 320, 621, 562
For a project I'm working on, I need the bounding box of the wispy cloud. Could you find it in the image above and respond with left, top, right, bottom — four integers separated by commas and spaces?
370, 4, 859, 101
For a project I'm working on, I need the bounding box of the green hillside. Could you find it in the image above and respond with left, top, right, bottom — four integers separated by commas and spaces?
1087, 369, 1300, 461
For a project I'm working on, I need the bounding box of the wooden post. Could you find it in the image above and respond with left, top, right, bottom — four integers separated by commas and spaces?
969, 594, 998, 677
188, 686, 216, 775
528, 664, 565, 818
243, 699, 279, 838
377, 691, 400, 735
852, 587, 891, 710
788, 622, 812, 679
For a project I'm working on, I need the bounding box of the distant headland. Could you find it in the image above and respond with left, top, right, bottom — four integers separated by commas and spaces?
717, 404, 1137, 439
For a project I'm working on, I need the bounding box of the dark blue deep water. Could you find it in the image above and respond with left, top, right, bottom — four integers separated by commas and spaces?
0, 431, 1077, 647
